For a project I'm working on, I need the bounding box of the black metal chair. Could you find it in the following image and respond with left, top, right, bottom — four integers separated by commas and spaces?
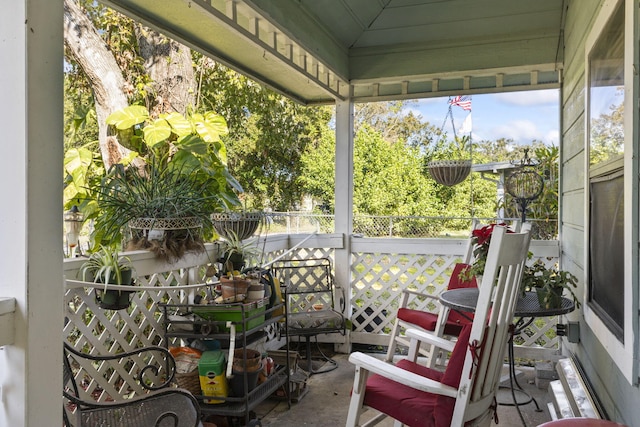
63, 342, 202, 427
271, 258, 346, 375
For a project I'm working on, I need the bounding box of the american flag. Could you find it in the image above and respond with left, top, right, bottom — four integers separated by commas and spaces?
449, 95, 472, 111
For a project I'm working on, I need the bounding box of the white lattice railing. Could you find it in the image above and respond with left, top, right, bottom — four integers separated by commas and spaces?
349, 237, 563, 360
63, 234, 562, 401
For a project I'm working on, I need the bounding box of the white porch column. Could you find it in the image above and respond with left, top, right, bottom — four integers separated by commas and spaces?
334, 96, 354, 352
0, 0, 64, 425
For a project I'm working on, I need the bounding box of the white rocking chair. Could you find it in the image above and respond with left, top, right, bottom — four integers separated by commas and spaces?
346, 225, 531, 427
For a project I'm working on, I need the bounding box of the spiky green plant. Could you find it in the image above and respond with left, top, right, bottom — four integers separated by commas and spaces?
79, 245, 133, 285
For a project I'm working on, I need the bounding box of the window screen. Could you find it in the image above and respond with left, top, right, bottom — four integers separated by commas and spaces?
589, 169, 624, 340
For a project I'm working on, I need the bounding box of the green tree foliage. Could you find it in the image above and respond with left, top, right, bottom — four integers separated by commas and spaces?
298, 123, 445, 218
354, 125, 443, 217
589, 94, 624, 165
193, 58, 333, 210
63, 2, 561, 233
298, 129, 336, 211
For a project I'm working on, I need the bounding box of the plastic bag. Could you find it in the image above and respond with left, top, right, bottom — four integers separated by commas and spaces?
170, 346, 202, 374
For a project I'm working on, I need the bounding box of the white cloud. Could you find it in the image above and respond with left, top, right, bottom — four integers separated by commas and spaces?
487, 119, 552, 144
491, 90, 559, 107
544, 129, 560, 145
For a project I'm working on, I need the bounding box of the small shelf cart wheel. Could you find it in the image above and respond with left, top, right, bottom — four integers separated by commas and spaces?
247, 419, 262, 427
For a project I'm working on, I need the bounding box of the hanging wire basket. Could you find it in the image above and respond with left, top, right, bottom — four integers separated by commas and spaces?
427, 159, 472, 186
211, 212, 264, 241
128, 216, 203, 231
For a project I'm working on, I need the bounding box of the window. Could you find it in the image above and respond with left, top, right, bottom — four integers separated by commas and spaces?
587, 1, 624, 338
584, 0, 636, 383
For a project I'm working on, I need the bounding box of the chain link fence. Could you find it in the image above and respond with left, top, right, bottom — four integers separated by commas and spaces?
261, 212, 557, 240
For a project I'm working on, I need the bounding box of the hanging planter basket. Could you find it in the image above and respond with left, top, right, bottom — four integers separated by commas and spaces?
127, 217, 205, 262
212, 212, 264, 241
128, 216, 203, 232
427, 160, 472, 186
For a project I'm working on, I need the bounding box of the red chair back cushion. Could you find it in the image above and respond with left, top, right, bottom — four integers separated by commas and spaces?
434, 325, 472, 427
448, 263, 477, 290
397, 264, 476, 336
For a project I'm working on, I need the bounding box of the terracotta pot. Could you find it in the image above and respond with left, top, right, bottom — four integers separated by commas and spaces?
220, 277, 250, 299
232, 348, 261, 372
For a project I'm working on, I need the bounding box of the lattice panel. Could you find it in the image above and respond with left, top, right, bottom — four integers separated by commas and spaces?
63, 239, 561, 406
271, 259, 335, 313
350, 251, 561, 350
64, 272, 209, 403
350, 252, 461, 334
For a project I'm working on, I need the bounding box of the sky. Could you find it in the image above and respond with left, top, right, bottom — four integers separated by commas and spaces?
405, 89, 560, 146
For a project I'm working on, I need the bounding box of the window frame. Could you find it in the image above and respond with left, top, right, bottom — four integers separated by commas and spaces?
583, 0, 638, 384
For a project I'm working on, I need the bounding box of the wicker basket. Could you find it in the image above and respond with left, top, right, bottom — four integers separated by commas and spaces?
175, 369, 201, 396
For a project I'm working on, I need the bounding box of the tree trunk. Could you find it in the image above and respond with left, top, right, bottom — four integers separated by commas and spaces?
137, 27, 196, 116
63, 0, 132, 170
63, 0, 196, 168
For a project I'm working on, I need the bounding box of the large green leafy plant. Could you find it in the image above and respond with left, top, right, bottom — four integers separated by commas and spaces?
67, 105, 242, 260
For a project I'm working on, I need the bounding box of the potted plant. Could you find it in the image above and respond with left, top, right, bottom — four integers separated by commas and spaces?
79, 245, 135, 310
460, 222, 509, 281
87, 105, 242, 262
521, 260, 581, 309
218, 230, 263, 274
461, 223, 581, 309
212, 211, 264, 241
425, 135, 472, 186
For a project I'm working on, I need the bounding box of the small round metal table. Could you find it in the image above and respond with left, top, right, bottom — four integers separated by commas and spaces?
439, 288, 575, 427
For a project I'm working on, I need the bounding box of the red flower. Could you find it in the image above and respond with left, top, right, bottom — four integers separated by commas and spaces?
463, 223, 511, 280
472, 224, 497, 245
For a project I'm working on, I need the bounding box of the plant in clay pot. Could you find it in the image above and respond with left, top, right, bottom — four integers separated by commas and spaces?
79, 245, 135, 310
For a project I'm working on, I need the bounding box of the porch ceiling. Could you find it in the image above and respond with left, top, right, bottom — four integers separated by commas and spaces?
102, 0, 565, 104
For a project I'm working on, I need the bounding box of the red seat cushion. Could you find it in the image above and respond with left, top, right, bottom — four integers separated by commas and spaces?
398, 264, 476, 336
363, 326, 472, 427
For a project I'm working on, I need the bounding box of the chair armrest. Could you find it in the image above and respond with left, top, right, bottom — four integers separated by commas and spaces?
405, 328, 456, 353
400, 289, 439, 300
348, 352, 457, 398
398, 289, 439, 311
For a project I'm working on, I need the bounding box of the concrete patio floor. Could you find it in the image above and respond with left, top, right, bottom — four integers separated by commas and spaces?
250, 350, 553, 427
